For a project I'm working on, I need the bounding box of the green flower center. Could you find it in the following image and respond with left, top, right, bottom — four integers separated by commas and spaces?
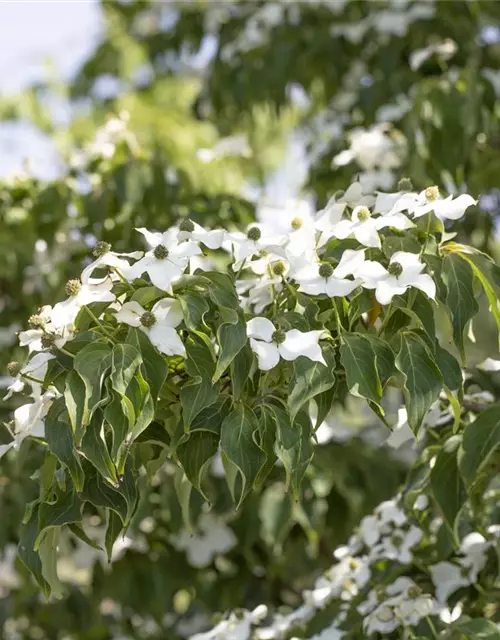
65, 279, 82, 297
179, 218, 195, 233
41, 334, 56, 349
272, 329, 286, 345
28, 314, 45, 329
247, 226, 261, 241
291, 216, 303, 230
425, 185, 439, 201
272, 261, 286, 276
153, 245, 169, 260
356, 207, 371, 222
93, 241, 111, 258
391, 533, 404, 548
7, 361, 22, 376
397, 177, 413, 192
140, 311, 157, 328
318, 263, 334, 279
407, 586, 422, 599
388, 262, 403, 277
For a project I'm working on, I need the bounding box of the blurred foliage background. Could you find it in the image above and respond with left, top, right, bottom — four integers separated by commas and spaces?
1, 1, 500, 638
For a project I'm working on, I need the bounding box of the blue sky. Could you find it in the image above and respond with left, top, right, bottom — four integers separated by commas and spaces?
0, 1, 101, 178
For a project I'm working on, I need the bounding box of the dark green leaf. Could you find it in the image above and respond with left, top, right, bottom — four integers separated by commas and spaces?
37, 491, 83, 547
18, 505, 50, 597
80, 414, 118, 485
443, 253, 478, 360
178, 431, 219, 500
288, 349, 335, 423
125, 327, 167, 403
340, 334, 383, 406
213, 316, 247, 382
460, 405, 500, 486
230, 342, 253, 400
273, 407, 313, 499
110, 344, 141, 395
458, 619, 500, 639
74, 342, 112, 426
395, 332, 443, 432
431, 444, 466, 536
105, 510, 123, 563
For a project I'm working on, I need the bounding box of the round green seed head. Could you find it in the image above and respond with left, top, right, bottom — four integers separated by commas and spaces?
247, 226, 261, 241
65, 279, 82, 297
397, 177, 413, 192
153, 244, 169, 260
407, 586, 422, 599
291, 216, 303, 230
179, 218, 195, 233
425, 185, 439, 201
272, 261, 287, 276
7, 361, 22, 376
140, 311, 157, 328
318, 263, 334, 278
28, 314, 45, 329
356, 206, 371, 222
272, 329, 287, 345
93, 241, 111, 258
388, 262, 403, 277
41, 334, 56, 349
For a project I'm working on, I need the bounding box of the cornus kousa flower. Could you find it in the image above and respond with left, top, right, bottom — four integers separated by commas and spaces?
247, 317, 326, 371
115, 298, 185, 357
294, 249, 364, 297
125, 227, 201, 292
4, 352, 54, 399
18, 305, 73, 353
169, 513, 237, 568
331, 205, 413, 249
386, 185, 476, 220
176, 218, 225, 250
50, 277, 116, 329
357, 251, 436, 305
81, 241, 143, 283
229, 225, 284, 271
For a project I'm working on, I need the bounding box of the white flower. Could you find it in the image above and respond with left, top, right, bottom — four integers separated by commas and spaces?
358, 251, 436, 305
477, 357, 500, 372
246, 317, 326, 371
115, 298, 185, 357
0, 388, 59, 459
389, 187, 476, 220
332, 206, 413, 249
370, 525, 423, 564
386, 403, 451, 449
459, 532, 491, 580
308, 625, 345, 640
196, 134, 252, 163
359, 498, 407, 546
171, 513, 236, 569
430, 561, 470, 603
3, 352, 54, 400
414, 495, 429, 511
51, 277, 115, 329
125, 228, 201, 292
294, 250, 364, 297
333, 125, 403, 172
190, 605, 266, 640
81, 248, 143, 284
409, 39, 457, 71
236, 276, 281, 314
177, 220, 225, 250
256, 199, 317, 259
229, 225, 284, 271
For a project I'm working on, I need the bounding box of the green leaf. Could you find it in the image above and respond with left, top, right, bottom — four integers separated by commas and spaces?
457, 619, 500, 639
430, 444, 466, 536
288, 349, 335, 423
220, 405, 266, 508
125, 327, 167, 403
383, 236, 421, 257
367, 336, 395, 387
340, 334, 383, 406
80, 414, 118, 485
460, 405, 500, 486
213, 316, 247, 382
126, 372, 155, 442
273, 407, 313, 499
130, 285, 165, 306
434, 344, 462, 392
44, 398, 85, 491
174, 468, 193, 532
395, 332, 443, 433
189, 395, 231, 435
177, 431, 219, 500
64, 370, 86, 441
18, 505, 50, 597
104, 391, 131, 472
457, 251, 500, 349
105, 510, 123, 562
205, 271, 240, 310
229, 342, 253, 400
81, 473, 128, 525
178, 290, 210, 331
74, 342, 112, 426
181, 340, 219, 428
443, 253, 479, 360
254, 405, 277, 489
68, 523, 102, 551
37, 491, 83, 548
110, 344, 141, 395
313, 385, 336, 430
39, 529, 64, 598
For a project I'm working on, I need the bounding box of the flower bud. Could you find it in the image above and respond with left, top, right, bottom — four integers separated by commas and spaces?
388, 262, 403, 277
28, 314, 45, 329
397, 177, 413, 192
247, 226, 261, 241
179, 218, 195, 233
65, 279, 82, 297
140, 311, 157, 328
291, 217, 303, 230
153, 245, 169, 260
272, 329, 287, 345
318, 263, 334, 278
93, 241, 111, 258
356, 206, 371, 222
272, 261, 287, 277
7, 361, 22, 376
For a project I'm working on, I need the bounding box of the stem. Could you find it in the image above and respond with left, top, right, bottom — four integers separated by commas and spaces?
421, 213, 433, 256
377, 303, 393, 336
21, 373, 45, 385
58, 347, 75, 359
332, 299, 343, 335
84, 306, 117, 342
425, 616, 439, 638
111, 267, 135, 291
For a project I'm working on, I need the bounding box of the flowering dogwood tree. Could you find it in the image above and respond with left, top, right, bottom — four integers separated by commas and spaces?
4, 172, 500, 637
